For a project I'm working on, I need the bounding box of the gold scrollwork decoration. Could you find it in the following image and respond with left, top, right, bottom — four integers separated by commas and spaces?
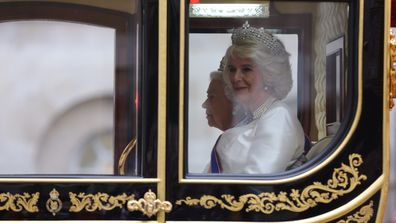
176, 153, 367, 214
127, 189, 172, 217
46, 188, 62, 216
69, 192, 134, 212
0, 192, 39, 213
337, 201, 374, 223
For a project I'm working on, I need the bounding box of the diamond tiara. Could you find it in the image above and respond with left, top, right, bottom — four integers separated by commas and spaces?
231, 21, 287, 56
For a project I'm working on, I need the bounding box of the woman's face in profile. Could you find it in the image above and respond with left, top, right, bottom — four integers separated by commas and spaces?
227, 57, 265, 105
202, 79, 233, 131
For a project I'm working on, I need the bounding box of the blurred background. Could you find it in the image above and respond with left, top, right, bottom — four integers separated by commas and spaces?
0, 20, 115, 174
385, 106, 396, 222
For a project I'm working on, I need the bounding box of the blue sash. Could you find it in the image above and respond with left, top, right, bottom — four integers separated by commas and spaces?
210, 136, 222, 173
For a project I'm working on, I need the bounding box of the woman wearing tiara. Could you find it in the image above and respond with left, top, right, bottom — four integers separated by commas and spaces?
215, 22, 306, 174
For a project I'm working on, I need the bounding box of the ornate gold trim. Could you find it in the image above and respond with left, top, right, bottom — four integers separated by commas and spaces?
337, 201, 374, 223
0, 192, 39, 213
46, 188, 62, 216
170, 176, 382, 222
69, 192, 134, 212
127, 190, 172, 218
176, 154, 366, 213
118, 138, 137, 175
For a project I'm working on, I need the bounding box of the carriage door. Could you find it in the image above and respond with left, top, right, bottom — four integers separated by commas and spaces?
0, 0, 391, 222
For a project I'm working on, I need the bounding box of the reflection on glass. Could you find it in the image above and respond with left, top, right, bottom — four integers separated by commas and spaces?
37, 97, 114, 174
77, 130, 113, 173
187, 2, 349, 175
0, 20, 115, 174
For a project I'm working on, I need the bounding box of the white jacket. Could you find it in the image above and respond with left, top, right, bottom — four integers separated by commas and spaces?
216, 96, 305, 174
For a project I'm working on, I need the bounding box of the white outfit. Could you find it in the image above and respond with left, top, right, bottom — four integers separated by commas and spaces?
216, 96, 305, 174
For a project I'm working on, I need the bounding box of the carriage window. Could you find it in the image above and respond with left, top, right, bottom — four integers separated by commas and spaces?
186, 1, 351, 176
0, 21, 115, 174
0, 2, 140, 176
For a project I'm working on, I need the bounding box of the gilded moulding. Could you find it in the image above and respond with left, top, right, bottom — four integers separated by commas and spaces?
0, 192, 39, 213
176, 153, 367, 214
118, 138, 137, 175
337, 201, 374, 223
69, 192, 134, 212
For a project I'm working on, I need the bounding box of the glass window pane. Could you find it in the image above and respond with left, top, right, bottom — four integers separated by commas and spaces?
186, 1, 350, 176
0, 20, 115, 174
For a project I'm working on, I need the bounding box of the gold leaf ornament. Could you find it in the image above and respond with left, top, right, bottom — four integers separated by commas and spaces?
46, 188, 62, 216
127, 190, 172, 217
69, 192, 134, 212
176, 154, 367, 214
0, 192, 40, 213
337, 201, 374, 223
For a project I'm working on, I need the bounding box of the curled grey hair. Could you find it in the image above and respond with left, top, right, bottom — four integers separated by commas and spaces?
209, 70, 233, 100
210, 70, 245, 117
223, 23, 292, 100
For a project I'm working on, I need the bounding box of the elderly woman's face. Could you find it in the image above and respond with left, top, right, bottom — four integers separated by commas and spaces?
202, 79, 233, 131
227, 57, 265, 107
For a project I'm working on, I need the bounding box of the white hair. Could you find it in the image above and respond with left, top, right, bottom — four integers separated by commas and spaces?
209, 70, 245, 117
209, 70, 233, 100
